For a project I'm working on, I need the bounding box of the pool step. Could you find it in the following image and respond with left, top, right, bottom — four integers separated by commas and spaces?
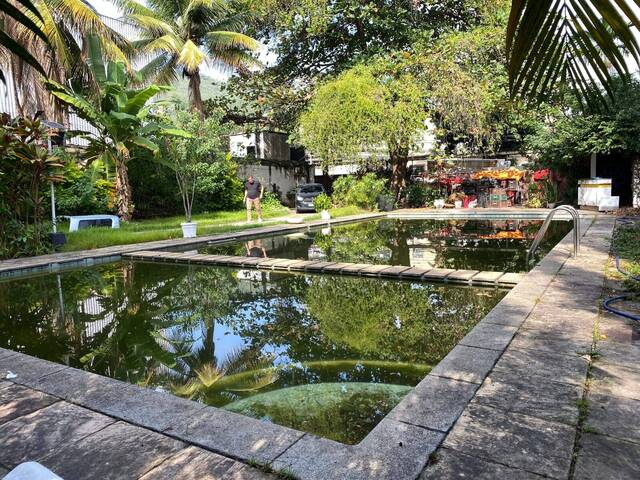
122, 251, 522, 287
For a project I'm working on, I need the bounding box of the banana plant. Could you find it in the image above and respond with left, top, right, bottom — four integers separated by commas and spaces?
46, 38, 189, 221
507, 0, 640, 107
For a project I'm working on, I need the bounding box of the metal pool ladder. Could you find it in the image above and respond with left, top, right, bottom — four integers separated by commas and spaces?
527, 205, 580, 264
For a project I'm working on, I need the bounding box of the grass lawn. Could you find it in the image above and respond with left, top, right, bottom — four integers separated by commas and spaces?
612, 220, 640, 291
59, 205, 368, 252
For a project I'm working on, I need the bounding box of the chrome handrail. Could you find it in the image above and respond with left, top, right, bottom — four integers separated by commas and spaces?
527, 205, 580, 265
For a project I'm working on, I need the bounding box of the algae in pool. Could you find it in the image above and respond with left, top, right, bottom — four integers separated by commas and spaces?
195, 218, 572, 272
0, 261, 506, 443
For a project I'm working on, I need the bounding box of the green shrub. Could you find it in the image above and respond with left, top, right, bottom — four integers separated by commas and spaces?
129, 157, 181, 217
55, 158, 115, 215
331, 176, 356, 206
261, 191, 285, 210
0, 116, 61, 259
313, 193, 332, 211
193, 158, 244, 212
405, 183, 440, 208
332, 173, 387, 210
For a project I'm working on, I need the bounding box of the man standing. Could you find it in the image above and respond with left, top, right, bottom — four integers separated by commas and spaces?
244, 175, 264, 223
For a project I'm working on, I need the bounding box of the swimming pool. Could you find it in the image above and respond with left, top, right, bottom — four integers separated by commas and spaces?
0, 260, 506, 444
188, 218, 572, 272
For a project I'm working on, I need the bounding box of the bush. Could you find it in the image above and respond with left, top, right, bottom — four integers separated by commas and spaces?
261, 191, 284, 210
129, 157, 181, 217
193, 158, 244, 212
313, 193, 332, 211
405, 183, 440, 208
331, 176, 357, 206
0, 116, 61, 259
129, 155, 244, 217
332, 173, 387, 210
55, 157, 116, 215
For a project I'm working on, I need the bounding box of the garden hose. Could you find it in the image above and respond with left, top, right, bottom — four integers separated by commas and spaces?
603, 217, 640, 322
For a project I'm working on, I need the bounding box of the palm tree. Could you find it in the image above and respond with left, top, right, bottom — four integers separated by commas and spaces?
2, 0, 130, 123
115, 0, 259, 117
506, 1, 640, 107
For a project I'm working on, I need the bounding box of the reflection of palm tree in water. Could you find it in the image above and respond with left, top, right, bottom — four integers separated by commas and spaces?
246, 239, 267, 258
164, 334, 278, 406
160, 267, 276, 405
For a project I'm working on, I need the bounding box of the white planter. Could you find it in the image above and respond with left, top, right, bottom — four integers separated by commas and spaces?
320, 210, 331, 220
454, 200, 463, 209
434, 199, 445, 209
181, 222, 197, 238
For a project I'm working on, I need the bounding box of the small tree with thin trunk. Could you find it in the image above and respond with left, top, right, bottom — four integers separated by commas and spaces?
298, 63, 426, 202
160, 109, 228, 222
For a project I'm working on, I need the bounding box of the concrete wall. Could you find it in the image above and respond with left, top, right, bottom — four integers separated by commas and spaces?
238, 163, 313, 202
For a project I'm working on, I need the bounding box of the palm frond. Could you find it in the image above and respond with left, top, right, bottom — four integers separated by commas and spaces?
141, 34, 182, 55
205, 30, 259, 51
135, 53, 178, 86
127, 14, 175, 36
177, 39, 206, 73
183, 0, 228, 20
507, 0, 640, 107
0, 0, 48, 75
195, 362, 225, 387
208, 46, 261, 71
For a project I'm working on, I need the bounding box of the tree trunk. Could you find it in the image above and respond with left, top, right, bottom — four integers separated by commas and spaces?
389, 148, 409, 204
115, 156, 133, 221
188, 69, 205, 120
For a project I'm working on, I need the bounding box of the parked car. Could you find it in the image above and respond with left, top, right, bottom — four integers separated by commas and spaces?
295, 183, 326, 213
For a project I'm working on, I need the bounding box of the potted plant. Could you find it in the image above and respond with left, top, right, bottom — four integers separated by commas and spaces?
313, 193, 332, 220
544, 179, 559, 208
176, 162, 198, 238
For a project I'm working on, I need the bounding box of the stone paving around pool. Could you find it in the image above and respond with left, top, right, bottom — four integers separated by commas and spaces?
3, 209, 638, 479
420, 214, 640, 479
0, 379, 276, 479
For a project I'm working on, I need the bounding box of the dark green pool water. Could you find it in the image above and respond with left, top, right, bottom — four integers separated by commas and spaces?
193, 218, 572, 272
0, 261, 505, 443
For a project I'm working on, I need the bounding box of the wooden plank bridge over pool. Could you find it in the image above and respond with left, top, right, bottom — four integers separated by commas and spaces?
122, 251, 523, 287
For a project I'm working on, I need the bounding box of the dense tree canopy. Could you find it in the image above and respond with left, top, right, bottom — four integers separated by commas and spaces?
251, 0, 505, 80
298, 61, 426, 199
526, 77, 640, 170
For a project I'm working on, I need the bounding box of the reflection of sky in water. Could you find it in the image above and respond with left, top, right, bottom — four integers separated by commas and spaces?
173, 295, 305, 367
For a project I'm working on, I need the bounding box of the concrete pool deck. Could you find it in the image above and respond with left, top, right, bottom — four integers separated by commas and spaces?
2, 209, 638, 479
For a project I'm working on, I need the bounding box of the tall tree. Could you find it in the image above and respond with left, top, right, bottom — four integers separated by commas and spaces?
116, 0, 259, 116
298, 63, 426, 201
251, 0, 504, 81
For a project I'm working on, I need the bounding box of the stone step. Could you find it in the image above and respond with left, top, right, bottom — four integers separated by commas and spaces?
121, 252, 518, 287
